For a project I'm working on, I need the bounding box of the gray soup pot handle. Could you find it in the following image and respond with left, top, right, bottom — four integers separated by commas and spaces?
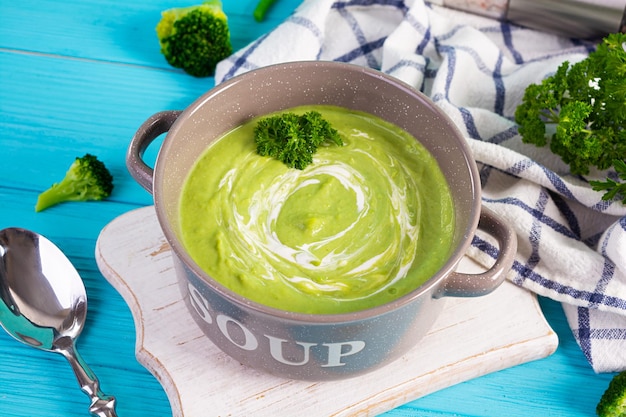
126, 110, 182, 194
436, 207, 517, 298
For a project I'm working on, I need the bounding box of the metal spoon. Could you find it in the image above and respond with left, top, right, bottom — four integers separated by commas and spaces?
0, 227, 117, 417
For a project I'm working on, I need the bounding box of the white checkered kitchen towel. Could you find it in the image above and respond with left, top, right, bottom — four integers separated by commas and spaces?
215, 0, 626, 373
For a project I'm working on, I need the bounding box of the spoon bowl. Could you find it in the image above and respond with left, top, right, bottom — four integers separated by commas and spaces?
0, 227, 117, 417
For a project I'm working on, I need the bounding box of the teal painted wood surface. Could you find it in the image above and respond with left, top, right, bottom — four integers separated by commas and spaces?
0, 0, 615, 416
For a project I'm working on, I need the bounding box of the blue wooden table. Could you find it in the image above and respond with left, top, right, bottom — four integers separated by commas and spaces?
0, 1, 615, 416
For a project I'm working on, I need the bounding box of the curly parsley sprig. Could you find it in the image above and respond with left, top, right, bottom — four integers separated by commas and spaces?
254, 111, 343, 170
514, 32, 626, 203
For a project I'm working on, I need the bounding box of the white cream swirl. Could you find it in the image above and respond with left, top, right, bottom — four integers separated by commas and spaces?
214, 131, 422, 300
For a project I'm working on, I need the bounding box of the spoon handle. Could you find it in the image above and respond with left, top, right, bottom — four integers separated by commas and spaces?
57, 338, 118, 417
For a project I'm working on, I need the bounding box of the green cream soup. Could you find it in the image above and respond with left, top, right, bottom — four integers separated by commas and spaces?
180, 105, 455, 314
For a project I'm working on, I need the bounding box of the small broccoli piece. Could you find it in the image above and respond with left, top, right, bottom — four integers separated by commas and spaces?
253, 0, 278, 22
597, 371, 626, 417
35, 154, 114, 212
156, 0, 232, 77
254, 111, 343, 170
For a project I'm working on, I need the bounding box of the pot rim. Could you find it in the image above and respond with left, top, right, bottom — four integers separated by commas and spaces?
154, 61, 482, 324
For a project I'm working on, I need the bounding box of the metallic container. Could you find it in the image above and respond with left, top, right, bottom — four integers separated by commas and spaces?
126, 61, 517, 381
430, 0, 626, 39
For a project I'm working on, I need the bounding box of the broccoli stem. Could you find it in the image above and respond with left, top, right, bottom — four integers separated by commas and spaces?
35, 182, 84, 212
253, 0, 277, 22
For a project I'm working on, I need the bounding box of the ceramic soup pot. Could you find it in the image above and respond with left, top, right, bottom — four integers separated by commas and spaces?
127, 61, 517, 381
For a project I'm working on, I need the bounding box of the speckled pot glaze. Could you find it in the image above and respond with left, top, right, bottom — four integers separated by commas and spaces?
127, 61, 517, 381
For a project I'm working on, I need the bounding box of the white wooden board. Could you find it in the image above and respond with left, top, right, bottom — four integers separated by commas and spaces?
95, 206, 558, 417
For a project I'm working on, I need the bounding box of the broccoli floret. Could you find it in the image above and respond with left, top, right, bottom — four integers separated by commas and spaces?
156, 0, 232, 77
253, 0, 278, 22
254, 111, 343, 170
597, 371, 626, 417
35, 154, 114, 212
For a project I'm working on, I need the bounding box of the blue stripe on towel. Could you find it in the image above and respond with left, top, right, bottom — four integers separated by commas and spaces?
335, 38, 387, 65
577, 307, 593, 366
500, 22, 523, 64
493, 53, 505, 115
